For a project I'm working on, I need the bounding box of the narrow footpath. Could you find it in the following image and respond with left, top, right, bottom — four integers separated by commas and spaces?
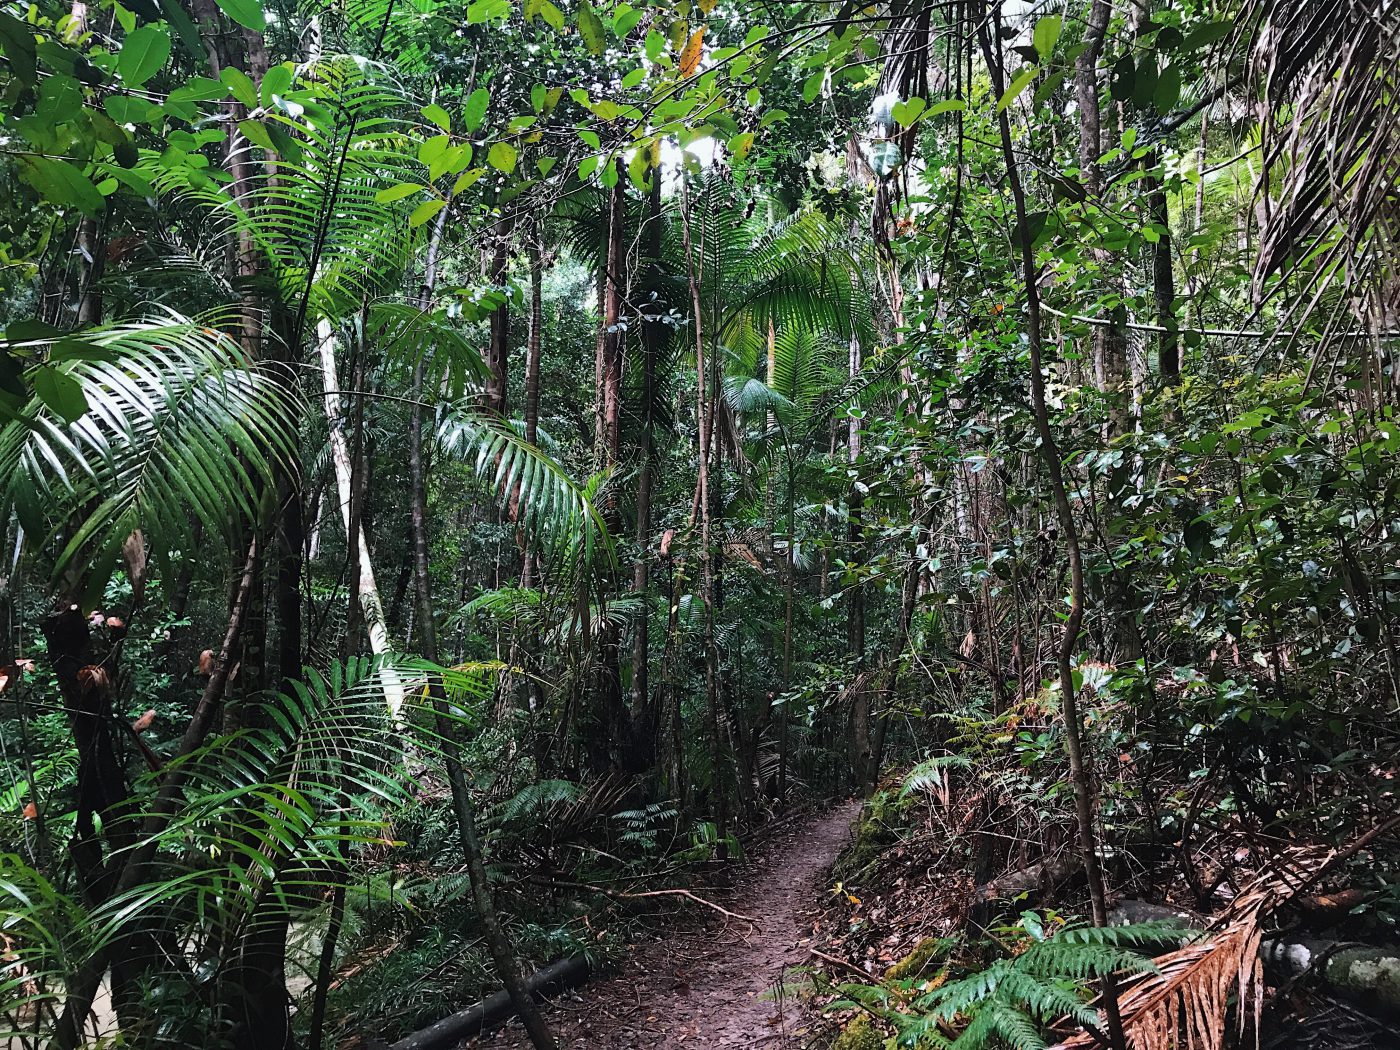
474, 799, 861, 1049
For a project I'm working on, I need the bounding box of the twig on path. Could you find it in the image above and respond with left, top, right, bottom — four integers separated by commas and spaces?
534, 873, 762, 926
614, 888, 761, 926
808, 948, 870, 980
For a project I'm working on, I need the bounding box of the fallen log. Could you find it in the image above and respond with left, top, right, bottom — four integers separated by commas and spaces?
1109, 901, 1400, 1017
1261, 939, 1400, 1015
382, 954, 590, 1050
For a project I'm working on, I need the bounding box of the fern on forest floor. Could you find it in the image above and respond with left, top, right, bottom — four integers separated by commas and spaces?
822, 917, 1192, 1049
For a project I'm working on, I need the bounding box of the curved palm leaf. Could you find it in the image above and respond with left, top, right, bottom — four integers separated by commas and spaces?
0, 313, 301, 579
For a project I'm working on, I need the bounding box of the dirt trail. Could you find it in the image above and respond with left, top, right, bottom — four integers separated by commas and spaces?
474, 799, 861, 1049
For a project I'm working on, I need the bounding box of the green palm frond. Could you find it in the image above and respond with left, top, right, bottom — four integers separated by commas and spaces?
0, 313, 300, 579
90, 657, 499, 945
368, 301, 488, 397
435, 400, 613, 571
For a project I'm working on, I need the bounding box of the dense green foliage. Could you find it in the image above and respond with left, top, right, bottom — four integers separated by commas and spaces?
1, 0, 1397, 1046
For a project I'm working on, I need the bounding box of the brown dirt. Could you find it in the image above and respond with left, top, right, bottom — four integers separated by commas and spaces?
471, 799, 862, 1050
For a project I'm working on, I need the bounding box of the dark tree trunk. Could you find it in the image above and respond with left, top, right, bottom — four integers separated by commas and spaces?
980, 8, 1127, 1048
408, 213, 558, 1050
486, 220, 512, 417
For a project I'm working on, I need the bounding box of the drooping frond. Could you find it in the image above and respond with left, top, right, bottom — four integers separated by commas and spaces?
0, 313, 301, 579
435, 400, 613, 571
1246, 0, 1400, 333
1050, 849, 1334, 1050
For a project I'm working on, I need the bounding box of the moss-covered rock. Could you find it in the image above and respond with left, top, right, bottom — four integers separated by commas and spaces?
884, 936, 951, 981
834, 792, 900, 881
832, 1013, 884, 1050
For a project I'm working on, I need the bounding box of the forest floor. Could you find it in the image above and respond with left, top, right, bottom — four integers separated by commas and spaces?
472, 799, 862, 1049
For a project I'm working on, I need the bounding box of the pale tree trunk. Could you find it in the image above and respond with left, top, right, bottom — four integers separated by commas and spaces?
316, 319, 404, 715
847, 333, 871, 793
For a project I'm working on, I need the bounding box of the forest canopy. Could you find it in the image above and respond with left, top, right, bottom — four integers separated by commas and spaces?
1, 0, 1398, 1046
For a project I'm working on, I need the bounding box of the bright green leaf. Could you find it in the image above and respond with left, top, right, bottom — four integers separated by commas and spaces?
376, 182, 425, 203
463, 87, 490, 132
34, 366, 88, 423
117, 24, 171, 88
213, 0, 265, 30
577, 0, 606, 56
1032, 15, 1062, 60
997, 66, 1039, 112
487, 140, 517, 172
409, 198, 447, 228
422, 103, 451, 132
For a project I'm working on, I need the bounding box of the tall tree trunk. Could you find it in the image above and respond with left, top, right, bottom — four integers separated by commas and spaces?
486, 220, 512, 417
316, 320, 404, 713
681, 180, 729, 860
408, 214, 558, 1050
587, 165, 630, 771
1147, 166, 1180, 385
631, 175, 664, 769
980, 10, 1126, 1049
847, 334, 871, 794
1075, 0, 1129, 438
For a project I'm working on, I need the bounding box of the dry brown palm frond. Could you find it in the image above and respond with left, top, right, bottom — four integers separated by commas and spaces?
1245, 0, 1400, 338
1050, 847, 1334, 1050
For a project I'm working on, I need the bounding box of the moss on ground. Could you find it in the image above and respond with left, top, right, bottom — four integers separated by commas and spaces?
831, 1013, 884, 1050
884, 936, 950, 981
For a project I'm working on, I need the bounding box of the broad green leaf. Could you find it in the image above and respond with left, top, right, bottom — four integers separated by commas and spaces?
729, 131, 755, 157
376, 182, 425, 203
487, 141, 517, 172
536, 155, 558, 176
17, 155, 103, 214
998, 66, 1039, 112
34, 366, 88, 423
467, 0, 509, 23
422, 102, 450, 131
452, 168, 485, 194
1032, 15, 1062, 60
0, 12, 37, 86
463, 88, 490, 132
259, 62, 293, 107
117, 24, 171, 88
523, 0, 542, 21
238, 118, 276, 153
530, 84, 547, 112
1182, 20, 1232, 52
213, 0, 265, 30
409, 199, 447, 228
645, 29, 665, 63
220, 66, 259, 107
577, 0, 606, 56
418, 134, 451, 167
539, 0, 564, 30
890, 97, 925, 127
1154, 64, 1181, 114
